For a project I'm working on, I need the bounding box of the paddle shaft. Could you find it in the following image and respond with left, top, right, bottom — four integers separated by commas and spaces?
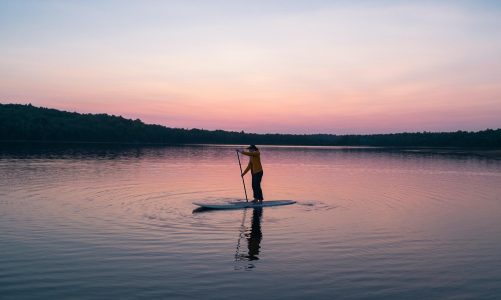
236, 151, 249, 202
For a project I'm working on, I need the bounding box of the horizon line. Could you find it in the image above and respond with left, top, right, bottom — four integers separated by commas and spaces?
2, 102, 500, 136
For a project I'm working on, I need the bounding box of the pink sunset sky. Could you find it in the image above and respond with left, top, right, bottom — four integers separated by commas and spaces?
1, 1, 501, 134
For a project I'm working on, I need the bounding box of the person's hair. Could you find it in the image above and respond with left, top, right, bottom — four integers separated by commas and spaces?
248, 144, 258, 151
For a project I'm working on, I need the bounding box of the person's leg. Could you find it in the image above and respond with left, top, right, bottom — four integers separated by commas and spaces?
256, 171, 264, 201
251, 172, 259, 201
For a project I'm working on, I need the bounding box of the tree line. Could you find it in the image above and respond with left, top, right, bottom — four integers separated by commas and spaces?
1, 103, 500, 147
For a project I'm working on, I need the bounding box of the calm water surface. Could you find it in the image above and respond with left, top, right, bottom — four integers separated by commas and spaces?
1, 144, 501, 299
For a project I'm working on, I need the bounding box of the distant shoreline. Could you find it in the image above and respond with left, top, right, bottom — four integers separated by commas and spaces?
1, 103, 501, 148
1, 139, 501, 148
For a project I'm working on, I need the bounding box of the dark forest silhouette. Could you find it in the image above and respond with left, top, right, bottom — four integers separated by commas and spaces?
1, 103, 500, 147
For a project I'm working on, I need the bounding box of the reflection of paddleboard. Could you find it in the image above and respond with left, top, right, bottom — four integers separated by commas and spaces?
193, 200, 296, 210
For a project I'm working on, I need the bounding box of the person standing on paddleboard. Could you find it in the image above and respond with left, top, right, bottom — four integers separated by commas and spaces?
238, 145, 264, 203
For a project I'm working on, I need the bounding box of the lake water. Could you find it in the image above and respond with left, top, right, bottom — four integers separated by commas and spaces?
1, 144, 501, 299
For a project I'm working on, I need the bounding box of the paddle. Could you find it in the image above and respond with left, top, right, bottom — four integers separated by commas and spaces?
236, 150, 249, 202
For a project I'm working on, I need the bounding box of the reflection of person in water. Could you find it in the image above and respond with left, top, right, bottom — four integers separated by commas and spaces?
247, 208, 263, 261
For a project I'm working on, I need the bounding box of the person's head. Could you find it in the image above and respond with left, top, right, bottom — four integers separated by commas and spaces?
247, 144, 258, 152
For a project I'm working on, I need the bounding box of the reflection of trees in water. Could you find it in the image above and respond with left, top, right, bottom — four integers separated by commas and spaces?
235, 208, 263, 270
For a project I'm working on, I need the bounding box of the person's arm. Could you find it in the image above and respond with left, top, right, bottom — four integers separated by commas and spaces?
241, 150, 260, 157
242, 161, 252, 176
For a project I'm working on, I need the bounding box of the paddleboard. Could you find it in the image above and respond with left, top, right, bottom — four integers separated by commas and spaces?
193, 200, 296, 210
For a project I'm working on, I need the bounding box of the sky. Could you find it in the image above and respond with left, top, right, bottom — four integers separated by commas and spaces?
1, 0, 501, 134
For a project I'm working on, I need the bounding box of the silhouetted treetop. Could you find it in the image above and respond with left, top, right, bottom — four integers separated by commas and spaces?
1, 103, 500, 147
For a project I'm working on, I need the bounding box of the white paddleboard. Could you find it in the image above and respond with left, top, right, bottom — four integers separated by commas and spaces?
193, 200, 296, 210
